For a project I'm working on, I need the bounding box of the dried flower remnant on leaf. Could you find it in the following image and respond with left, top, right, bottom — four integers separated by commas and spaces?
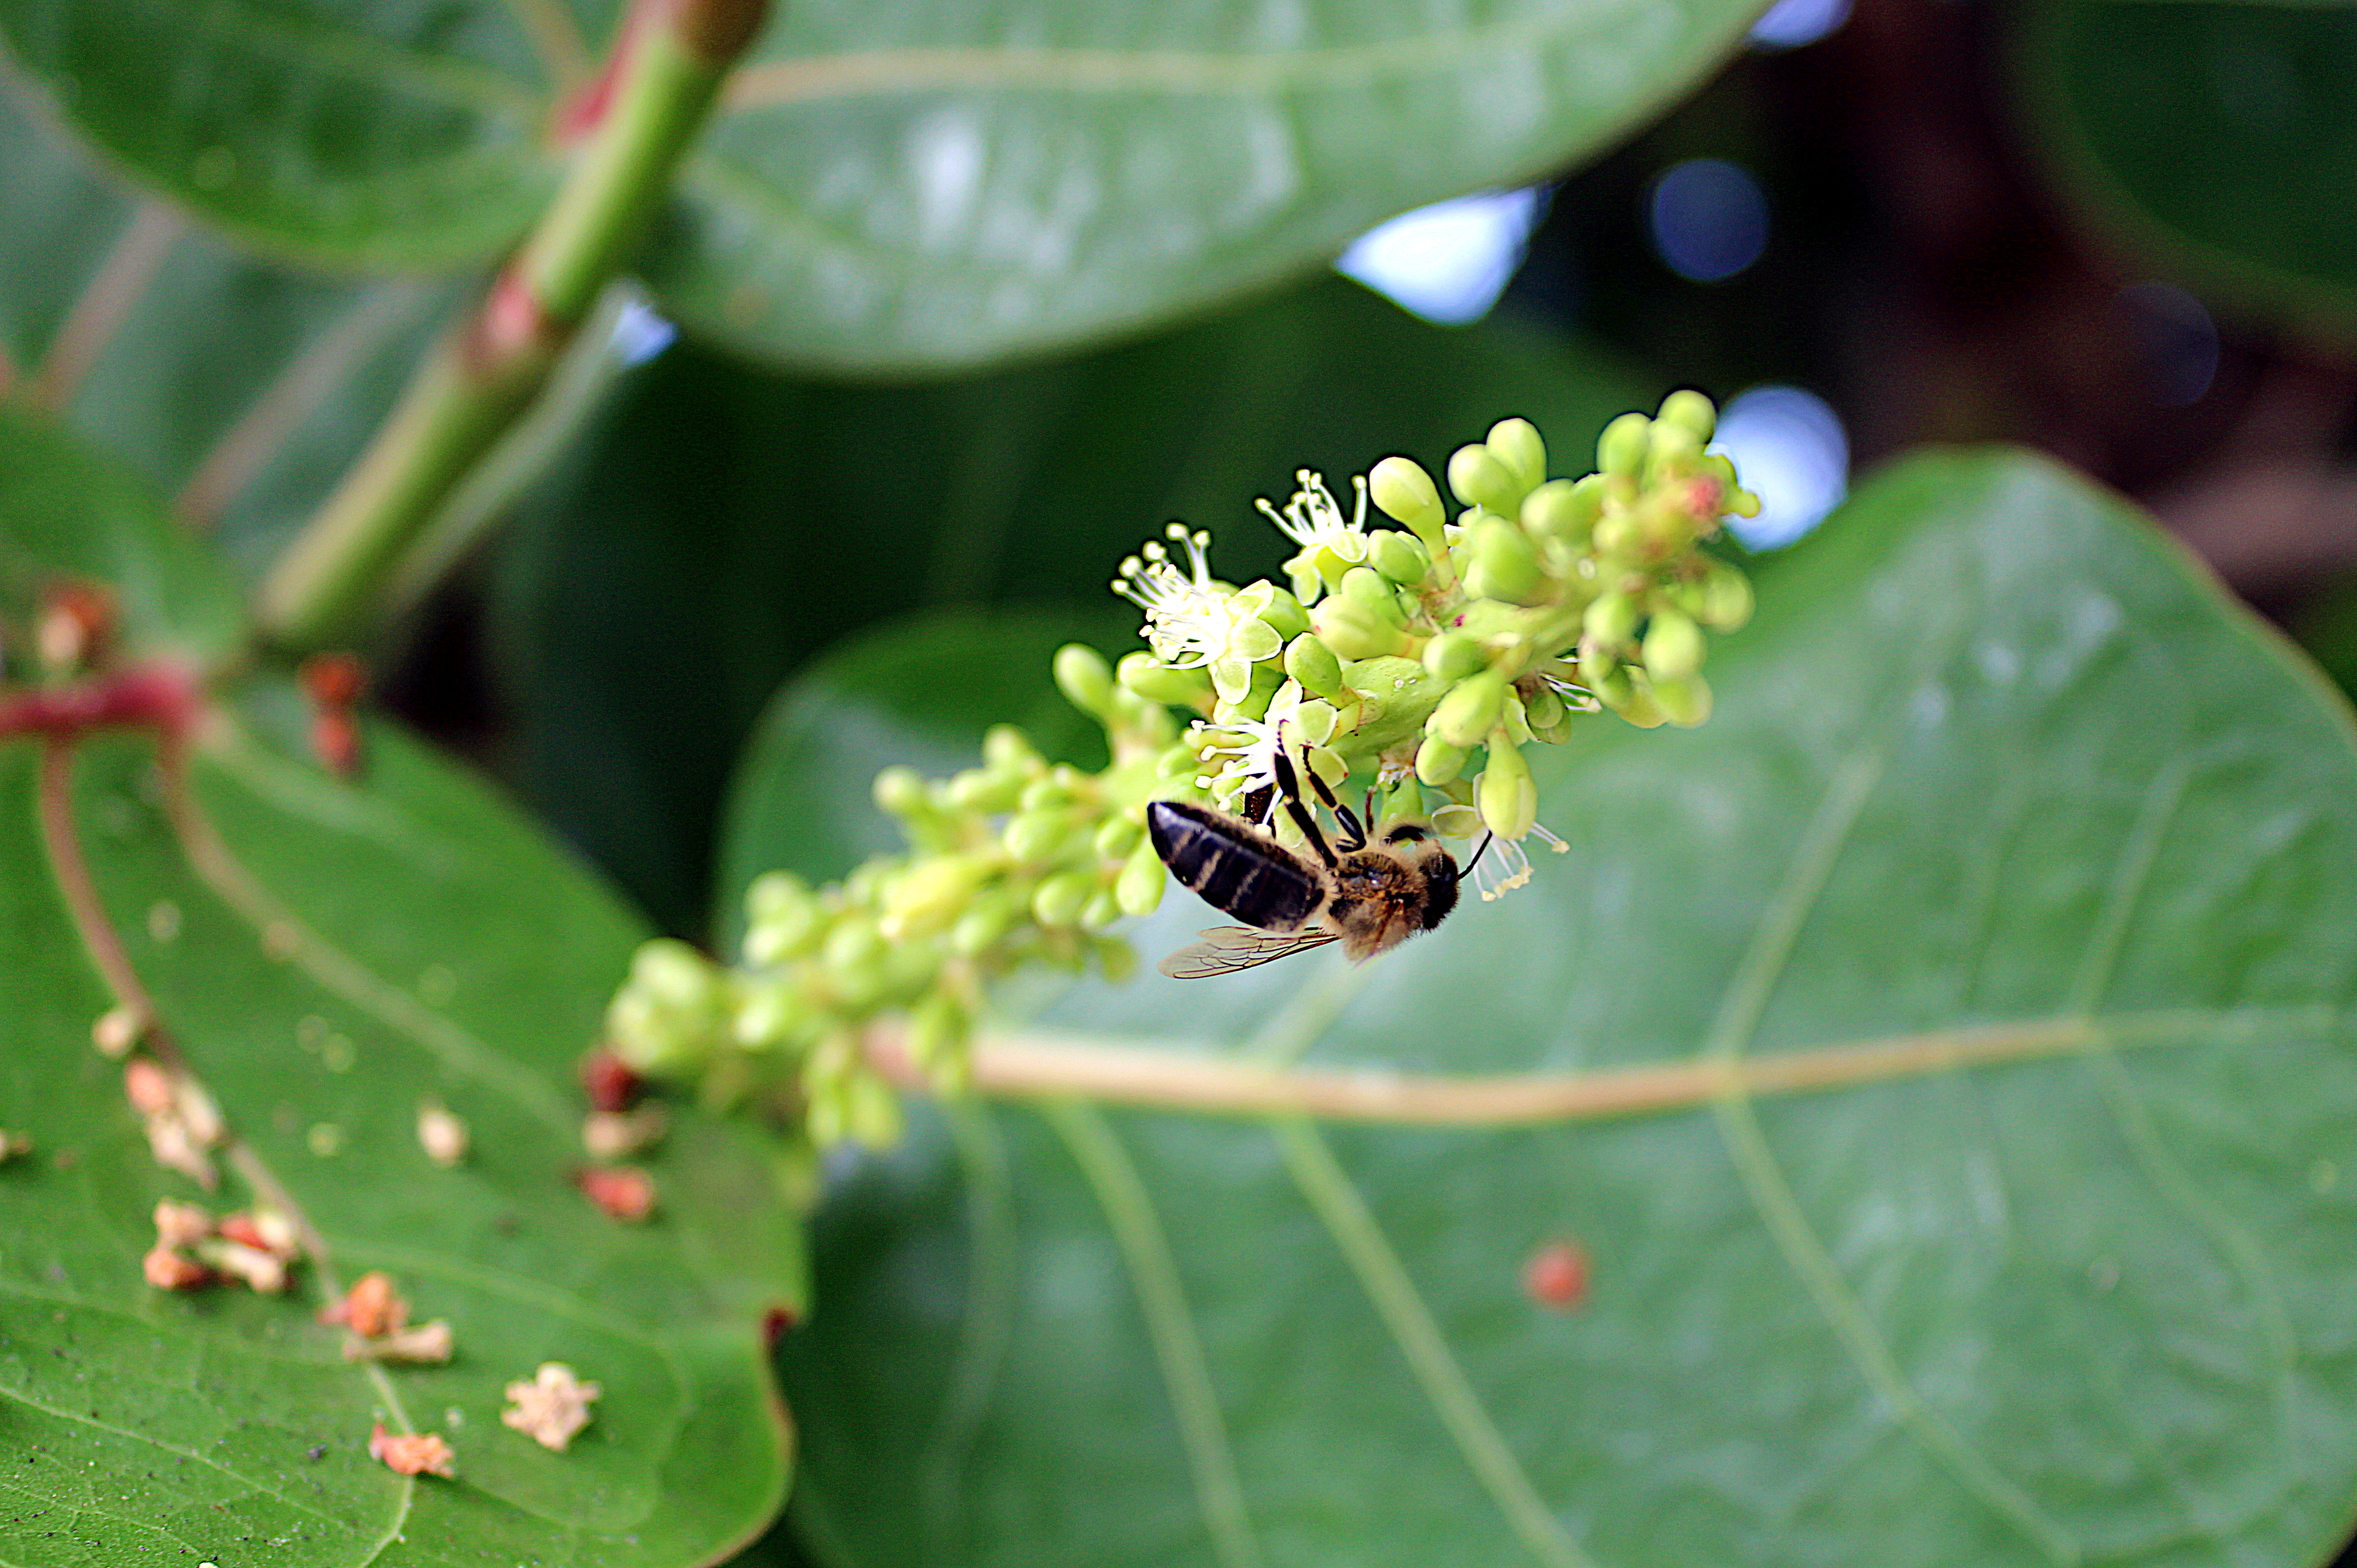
0, 1131, 30, 1164
348, 1320, 454, 1365
503, 1362, 602, 1451
416, 1099, 469, 1167
602, 399, 1755, 1149
369, 1423, 456, 1479
583, 1106, 666, 1160
320, 1271, 407, 1337
576, 1165, 656, 1221
92, 1005, 142, 1058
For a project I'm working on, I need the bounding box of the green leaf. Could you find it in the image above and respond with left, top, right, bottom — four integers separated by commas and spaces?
0, 83, 456, 579
731, 447, 2357, 1567
491, 275, 1656, 937
650, 0, 1769, 371
0, 0, 611, 269
0, 403, 799, 1566
2015, 0, 2357, 328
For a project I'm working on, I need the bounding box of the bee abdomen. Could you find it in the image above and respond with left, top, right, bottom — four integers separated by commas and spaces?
1147, 802, 1322, 931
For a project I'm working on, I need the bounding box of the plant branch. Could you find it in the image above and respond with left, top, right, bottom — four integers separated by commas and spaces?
32, 201, 180, 411
860, 1008, 2308, 1126
253, 0, 771, 654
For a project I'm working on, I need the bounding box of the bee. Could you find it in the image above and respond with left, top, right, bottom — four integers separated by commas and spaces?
1147, 747, 1465, 979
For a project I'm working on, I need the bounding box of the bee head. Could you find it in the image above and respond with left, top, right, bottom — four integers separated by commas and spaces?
1380, 821, 1461, 930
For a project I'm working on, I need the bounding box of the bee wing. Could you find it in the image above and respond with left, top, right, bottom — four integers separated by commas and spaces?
1158, 925, 1340, 980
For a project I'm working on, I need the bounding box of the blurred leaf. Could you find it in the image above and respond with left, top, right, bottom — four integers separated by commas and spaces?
490, 275, 1657, 937
653, 0, 1770, 371
2018, 0, 2357, 328
1, 0, 1769, 371
0, 0, 614, 268
0, 402, 799, 1566
0, 78, 456, 579
732, 448, 2357, 1567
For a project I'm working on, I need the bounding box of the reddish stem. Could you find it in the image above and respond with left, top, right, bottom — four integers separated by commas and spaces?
0, 662, 200, 743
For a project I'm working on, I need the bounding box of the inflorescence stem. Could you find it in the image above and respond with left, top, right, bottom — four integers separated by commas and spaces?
252, 0, 771, 654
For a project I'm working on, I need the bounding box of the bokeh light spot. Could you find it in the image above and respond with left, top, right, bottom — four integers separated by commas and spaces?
1336, 188, 1550, 326
1749, 0, 1854, 49
1648, 159, 1770, 283
1713, 385, 1849, 550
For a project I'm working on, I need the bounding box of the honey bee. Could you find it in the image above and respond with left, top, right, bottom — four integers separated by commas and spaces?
1147, 749, 1465, 979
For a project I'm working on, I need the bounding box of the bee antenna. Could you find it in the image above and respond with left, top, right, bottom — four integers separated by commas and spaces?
1463, 832, 1497, 875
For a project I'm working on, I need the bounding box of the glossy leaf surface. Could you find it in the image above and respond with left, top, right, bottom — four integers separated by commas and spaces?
2, 0, 1767, 369
0, 404, 800, 1567
730, 448, 2357, 1567
2018, 0, 2357, 328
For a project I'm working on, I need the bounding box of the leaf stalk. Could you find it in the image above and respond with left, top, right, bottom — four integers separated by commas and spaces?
253, 0, 770, 654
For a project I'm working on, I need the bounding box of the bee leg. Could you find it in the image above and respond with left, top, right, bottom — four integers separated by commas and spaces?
1270, 749, 1340, 867
1241, 783, 1275, 826
1303, 764, 1367, 852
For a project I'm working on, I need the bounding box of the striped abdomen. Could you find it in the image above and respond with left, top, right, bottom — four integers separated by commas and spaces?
1146, 802, 1324, 931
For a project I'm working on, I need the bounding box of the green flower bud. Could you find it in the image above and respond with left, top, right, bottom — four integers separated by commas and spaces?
1431, 668, 1509, 747
1646, 420, 1703, 485
872, 765, 928, 818
943, 767, 1024, 814
1080, 890, 1123, 930
1520, 477, 1599, 549
1337, 566, 1405, 621
1019, 774, 1077, 813
1700, 452, 1738, 491
881, 854, 990, 939
1478, 737, 1537, 841
845, 1071, 904, 1148
1117, 834, 1168, 916
823, 915, 888, 984
1341, 656, 1448, 749
1284, 633, 1346, 700
1642, 609, 1705, 680
1465, 515, 1545, 605
908, 991, 970, 1074
950, 886, 1021, 956
1487, 418, 1547, 497
1591, 511, 1639, 558
1117, 651, 1216, 709
1004, 808, 1083, 865
1697, 559, 1754, 631
743, 874, 823, 964
1584, 591, 1640, 650
1094, 812, 1145, 860
1657, 389, 1716, 445
1256, 583, 1311, 639
1415, 733, 1469, 785
1611, 677, 1668, 729
1525, 683, 1567, 730
1312, 595, 1412, 661
1053, 643, 1117, 719
1032, 870, 1095, 928
1448, 444, 1521, 515
1651, 674, 1713, 728
1597, 412, 1651, 478
804, 1078, 847, 1147
734, 977, 813, 1050
1368, 528, 1432, 587
1423, 631, 1491, 683
1728, 487, 1763, 518
1369, 455, 1446, 542
983, 724, 1042, 775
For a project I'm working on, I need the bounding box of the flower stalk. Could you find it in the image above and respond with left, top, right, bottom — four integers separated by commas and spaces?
253, 0, 771, 655
604, 396, 1761, 1153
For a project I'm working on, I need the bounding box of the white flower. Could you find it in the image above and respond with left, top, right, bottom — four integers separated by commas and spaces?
1113, 525, 1281, 703
1432, 803, 1567, 902
1258, 471, 1370, 592
1191, 683, 1338, 812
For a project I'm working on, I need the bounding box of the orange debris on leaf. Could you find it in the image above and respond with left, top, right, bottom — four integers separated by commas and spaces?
368, 1423, 455, 1479
575, 1166, 655, 1222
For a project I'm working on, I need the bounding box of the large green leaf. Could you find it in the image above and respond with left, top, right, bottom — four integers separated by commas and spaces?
2016, 0, 2357, 329
490, 275, 1656, 937
0, 79, 457, 579
0, 402, 800, 1566
3, 0, 1767, 371
0, 0, 613, 269
650, 0, 1769, 370
729, 447, 2357, 1566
